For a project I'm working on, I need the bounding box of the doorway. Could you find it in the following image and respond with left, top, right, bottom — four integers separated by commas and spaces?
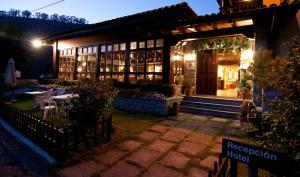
196, 50, 217, 95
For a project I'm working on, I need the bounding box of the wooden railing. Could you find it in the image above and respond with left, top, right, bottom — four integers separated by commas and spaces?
2, 103, 112, 161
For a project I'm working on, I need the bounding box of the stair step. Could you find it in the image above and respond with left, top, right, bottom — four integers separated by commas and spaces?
181, 106, 240, 119
183, 96, 242, 106
181, 101, 241, 113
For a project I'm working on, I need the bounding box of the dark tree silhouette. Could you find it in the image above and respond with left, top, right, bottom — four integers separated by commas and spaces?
0, 9, 88, 24
21, 10, 31, 18
40, 13, 49, 20
0, 10, 6, 16
8, 9, 20, 17
50, 13, 59, 21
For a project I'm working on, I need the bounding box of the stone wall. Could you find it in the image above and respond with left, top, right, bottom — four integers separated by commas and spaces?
113, 96, 182, 116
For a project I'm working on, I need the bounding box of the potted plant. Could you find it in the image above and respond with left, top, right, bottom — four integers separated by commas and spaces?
183, 80, 195, 96
174, 74, 184, 85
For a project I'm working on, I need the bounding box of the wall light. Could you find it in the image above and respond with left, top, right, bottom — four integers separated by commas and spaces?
184, 51, 196, 61
31, 39, 43, 48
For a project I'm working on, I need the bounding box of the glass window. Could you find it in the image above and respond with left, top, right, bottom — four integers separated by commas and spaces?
107, 45, 112, 52
139, 41, 145, 49
93, 46, 97, 53
113, 44, 119, 51
101, 45, 106, 52
130, 42, 137, 50
120, 43, 126, 50
147, 40, 154, 48
88, 47, 93, 54
83, 47, 88, 54
58, 49, 75, 80
156, 39, 164, 47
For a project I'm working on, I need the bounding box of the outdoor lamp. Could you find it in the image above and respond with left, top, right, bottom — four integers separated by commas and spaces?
31, 39, 43, 48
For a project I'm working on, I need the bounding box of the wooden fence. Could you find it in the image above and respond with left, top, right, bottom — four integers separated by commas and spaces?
208, 154, 237, 177
2, 103, 112, 161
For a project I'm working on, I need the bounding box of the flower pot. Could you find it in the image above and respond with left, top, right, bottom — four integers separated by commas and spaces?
172, 85, 182, 96
186, 86, 195, 96
240, 91, 250, 100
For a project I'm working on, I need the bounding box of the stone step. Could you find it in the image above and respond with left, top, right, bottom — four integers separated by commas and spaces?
180, 106, 240, 119
183, 96, 242, 106
181, 101, 241, 113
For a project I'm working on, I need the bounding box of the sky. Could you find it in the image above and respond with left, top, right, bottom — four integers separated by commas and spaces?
0, 0, 219, 23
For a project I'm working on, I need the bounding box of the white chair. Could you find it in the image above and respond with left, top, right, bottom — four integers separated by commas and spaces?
39, 95, 58, 120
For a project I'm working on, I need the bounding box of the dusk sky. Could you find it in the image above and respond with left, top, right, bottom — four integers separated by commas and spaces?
1, 0, 219, 23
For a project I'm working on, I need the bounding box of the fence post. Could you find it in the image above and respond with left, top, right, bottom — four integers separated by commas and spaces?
248, 166, 258, 177
230, 159, 238, 177
214, 161, 218, 174
208, 171, 213, 177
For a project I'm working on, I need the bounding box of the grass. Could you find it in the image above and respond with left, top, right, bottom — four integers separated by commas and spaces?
112, 109, 163, 135
11, 98, 71, 128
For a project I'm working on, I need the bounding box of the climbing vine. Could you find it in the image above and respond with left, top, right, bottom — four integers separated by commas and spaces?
193, 36, 250, 54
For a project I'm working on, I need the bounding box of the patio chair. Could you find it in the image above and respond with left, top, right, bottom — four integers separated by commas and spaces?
55, 88, 65, 96
39, 95, 58, 120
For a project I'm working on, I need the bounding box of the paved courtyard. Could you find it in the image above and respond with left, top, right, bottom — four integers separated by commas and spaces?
58, 113, 241, 177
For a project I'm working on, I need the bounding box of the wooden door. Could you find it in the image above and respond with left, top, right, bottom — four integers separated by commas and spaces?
196, 50, 217, 95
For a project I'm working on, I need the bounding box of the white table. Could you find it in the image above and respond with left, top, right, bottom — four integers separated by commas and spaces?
51, 94, 79, 101
25, 91, 46, 107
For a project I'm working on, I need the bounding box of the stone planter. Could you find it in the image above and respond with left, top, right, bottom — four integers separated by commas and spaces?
113, 96, 182, 116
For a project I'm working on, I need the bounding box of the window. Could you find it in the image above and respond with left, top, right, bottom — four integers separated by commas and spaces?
129, 39, 164, 82
100, 43, 126, 81
58, 48, 75, 80
76, 46, 97, 79
147, 40, 154, 48
139, 41, 145, 49
156, 39, 164, 47
130, 42, 137, 50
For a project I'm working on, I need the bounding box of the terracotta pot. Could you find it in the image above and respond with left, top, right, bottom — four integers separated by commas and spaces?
241, 91, 250, 100
186, 86, 195, 96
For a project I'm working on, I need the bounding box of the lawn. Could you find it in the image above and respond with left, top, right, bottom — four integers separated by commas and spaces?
10, 96, 164, 131
11, 97, 71, 128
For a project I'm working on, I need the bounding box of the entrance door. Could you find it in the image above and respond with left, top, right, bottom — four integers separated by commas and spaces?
196, 50, 217, 95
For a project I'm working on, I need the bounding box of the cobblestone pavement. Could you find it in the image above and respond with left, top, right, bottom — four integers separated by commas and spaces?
0, 126, 54, 177
58, 113, 241, 177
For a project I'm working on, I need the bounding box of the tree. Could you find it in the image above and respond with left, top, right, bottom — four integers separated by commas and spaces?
50, 13, 59, 21
21, 10, 31, 18
0, 10, 6, 16
40, 13, 49, 20
35, 12, 42, 19
59, 15, 66, 22
253, 34, 300, 157
8, 9, 20, 17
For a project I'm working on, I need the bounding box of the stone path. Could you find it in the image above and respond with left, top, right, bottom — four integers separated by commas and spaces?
58, 113, 241, 177
0, 126, 54, 177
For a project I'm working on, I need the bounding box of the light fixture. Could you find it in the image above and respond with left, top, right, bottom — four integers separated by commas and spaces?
31, 39, 43, 48
184, 51, 196, 61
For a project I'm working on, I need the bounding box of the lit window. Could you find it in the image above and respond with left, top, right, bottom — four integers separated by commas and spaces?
120, 43, 126, 50
147, 40, 154, 48
130, 42, 137, 50
107, 45, 112, 52
101, 45, 106, 52
113, 44, 119, 51
139, 41, 145, 49
156, 39, 164, 47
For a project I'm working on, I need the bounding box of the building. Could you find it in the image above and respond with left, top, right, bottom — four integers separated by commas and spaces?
42, 0, 300, 117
